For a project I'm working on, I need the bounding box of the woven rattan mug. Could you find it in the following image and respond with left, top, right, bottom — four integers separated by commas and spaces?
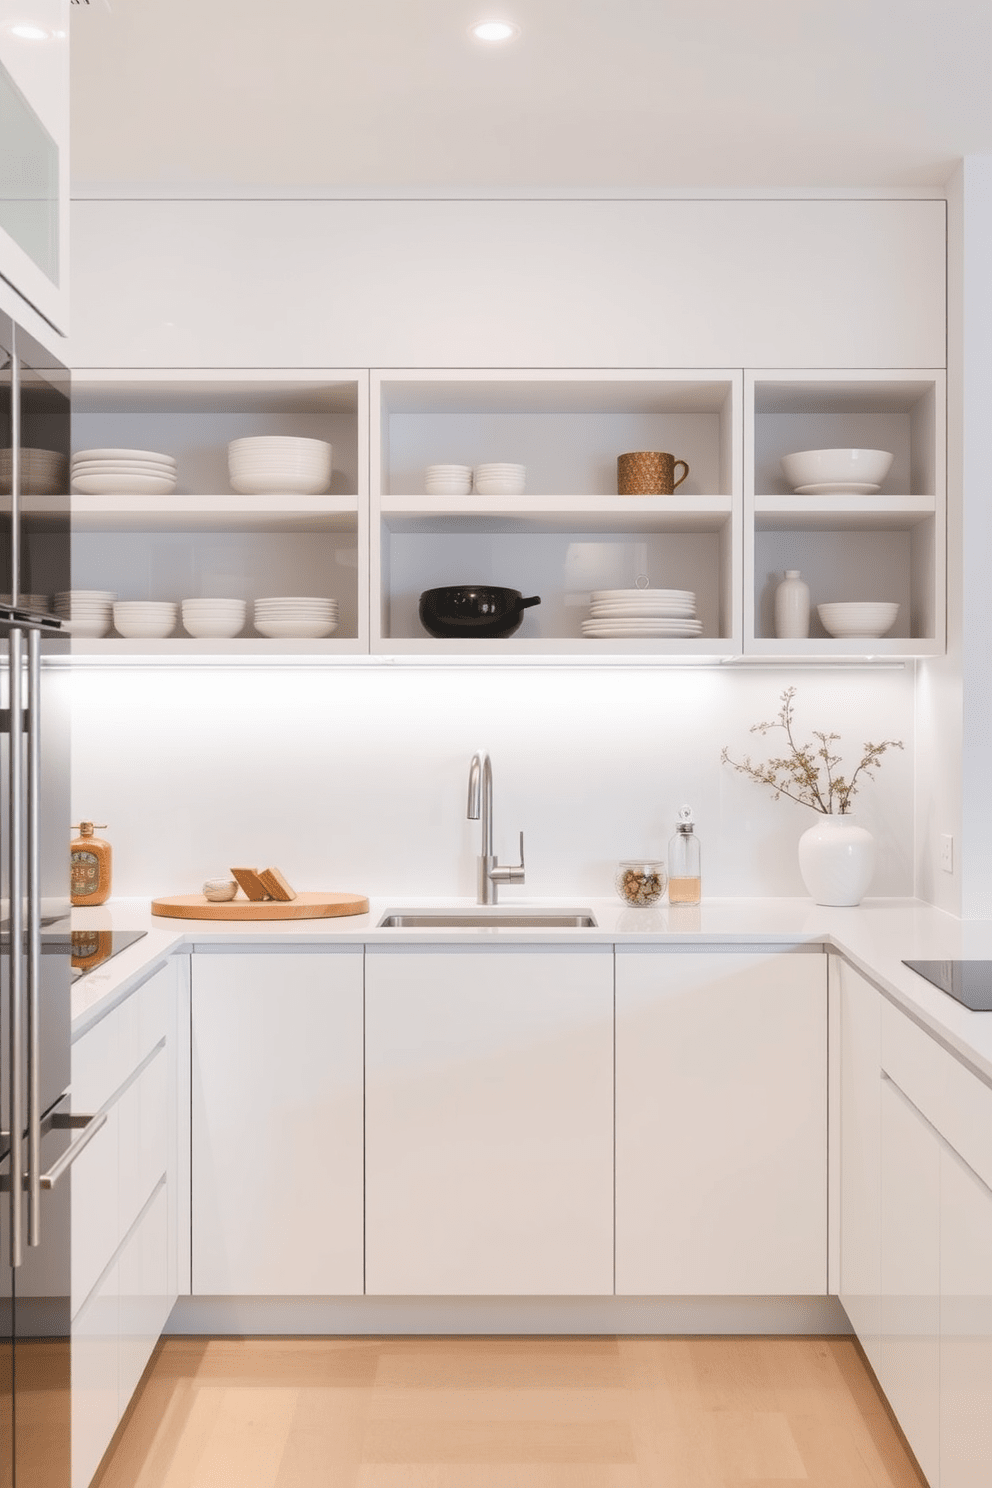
617, 450, 689, 495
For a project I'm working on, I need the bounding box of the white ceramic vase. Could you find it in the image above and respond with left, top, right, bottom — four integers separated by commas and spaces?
797, 813, 875, 906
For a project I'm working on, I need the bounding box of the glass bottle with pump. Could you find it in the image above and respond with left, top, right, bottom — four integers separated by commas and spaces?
668, 805, 701, 905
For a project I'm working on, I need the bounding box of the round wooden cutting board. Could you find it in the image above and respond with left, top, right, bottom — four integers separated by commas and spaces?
151, 891, 370, 921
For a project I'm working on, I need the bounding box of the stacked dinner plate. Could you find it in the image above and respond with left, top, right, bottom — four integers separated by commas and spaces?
181, 598, 248, 639
0, 447, 67, 496
253, 596, 338, 639
474, 462, 526, 496
112, 601, 178, 639
582, 587, 703, 639
228, 437, 332, 496
1, 593, 50, 613
72, 448, 177, 496
53, 590, 116, 638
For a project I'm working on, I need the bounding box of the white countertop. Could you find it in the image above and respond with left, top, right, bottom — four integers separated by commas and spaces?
70, 894, 992, 1085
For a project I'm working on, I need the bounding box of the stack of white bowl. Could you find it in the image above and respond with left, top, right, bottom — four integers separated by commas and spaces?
780, 448, 893, 496
582, 587, 703, 639
0, 447, 67, 496
112, 601, 178, 639
253, 596, 338, 638
817, 601, 899, 639
228, 437, 332, 495
53, 590, 115, 638
181, 598, 247, 638
425, 463, 473, 496
474, 462, 526, 496
72, 448, 177, 496
1, 593, 50, 612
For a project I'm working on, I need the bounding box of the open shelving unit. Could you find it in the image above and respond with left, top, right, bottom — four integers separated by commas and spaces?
744, 370, 945, 659
65, 369, 369, 656
371, 370, 743, 659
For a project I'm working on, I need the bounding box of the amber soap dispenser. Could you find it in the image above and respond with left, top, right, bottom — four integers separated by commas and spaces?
70, 822, 112, 906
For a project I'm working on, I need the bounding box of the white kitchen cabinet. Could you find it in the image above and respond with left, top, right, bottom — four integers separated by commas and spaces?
746, 371, 945, 658
191, 948, 364, 1296
836, 957, 882, 1373
940, 1141, 992, 1488
0, 0, 69, 332
615, 946, 826, 1295
878, 1074, 941, 1487
67, 370, 369, 657
364, 945, 614, 1295
70, 956, 185, 1488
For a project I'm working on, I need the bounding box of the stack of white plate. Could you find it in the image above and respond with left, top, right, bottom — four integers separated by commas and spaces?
0, 447, 67, 496
582, 587, 703, 639
228, 437, 332, 496
1, 593, 50, 612
53, 590, 115, 638
425, 463, 473, 496
72, 448, 177, 496
112, 601, 178, 639
253, 596, 338, 638
474, 462, 526, 496
181, 598, 248, 638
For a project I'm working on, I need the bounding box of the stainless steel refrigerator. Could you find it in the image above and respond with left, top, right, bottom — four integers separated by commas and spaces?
1, 309, 90, 1488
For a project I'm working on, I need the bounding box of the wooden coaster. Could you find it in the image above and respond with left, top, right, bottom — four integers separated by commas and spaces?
151, 891, 369, 921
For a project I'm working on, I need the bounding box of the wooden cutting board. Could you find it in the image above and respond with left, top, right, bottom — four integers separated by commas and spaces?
151, 891, 369, 921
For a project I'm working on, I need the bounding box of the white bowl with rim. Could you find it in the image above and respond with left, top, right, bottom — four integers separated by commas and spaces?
817, 601, 899, 638
780, 448, 894, 490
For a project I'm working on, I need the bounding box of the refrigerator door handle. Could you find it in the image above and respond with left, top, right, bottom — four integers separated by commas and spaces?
26, 626, 42, 1246
6, 628, 25, 1266
0, 1110, 108, 1193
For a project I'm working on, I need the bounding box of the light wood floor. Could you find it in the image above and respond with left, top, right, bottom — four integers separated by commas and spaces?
93, 1336, 928, 1488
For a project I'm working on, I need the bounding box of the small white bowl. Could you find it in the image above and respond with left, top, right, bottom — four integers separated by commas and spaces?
203, 877, 238, 902
817, 601, 899, 638
780, 448, 894, 490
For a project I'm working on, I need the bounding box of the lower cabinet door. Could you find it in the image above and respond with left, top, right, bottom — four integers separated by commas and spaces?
879, 1074, 940, 1487
118, 1182, 171, 1414
615, 948, 827, 1295
192, 950, 364, 1295
71, 1263, 119, 1488
837, 958, 883, 1373
940, 1141, 992, 1488
365, 946, 614, 1295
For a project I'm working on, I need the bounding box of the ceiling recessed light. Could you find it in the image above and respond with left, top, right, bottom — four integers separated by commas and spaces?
471, 20, 520, 43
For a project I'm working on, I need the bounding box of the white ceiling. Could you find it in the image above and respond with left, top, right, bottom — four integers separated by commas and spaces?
68, 0, 992, 193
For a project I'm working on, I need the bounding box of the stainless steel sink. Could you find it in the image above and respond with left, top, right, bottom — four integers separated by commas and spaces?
378, 908, 598, 929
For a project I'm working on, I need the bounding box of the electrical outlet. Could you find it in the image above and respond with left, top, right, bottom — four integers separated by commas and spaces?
940, 834, 954, 874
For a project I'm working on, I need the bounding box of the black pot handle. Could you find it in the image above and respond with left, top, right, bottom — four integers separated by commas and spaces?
518, 595, 542, 611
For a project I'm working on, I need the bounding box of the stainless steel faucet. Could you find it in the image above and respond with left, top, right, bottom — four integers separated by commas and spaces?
466, 751, 525, 904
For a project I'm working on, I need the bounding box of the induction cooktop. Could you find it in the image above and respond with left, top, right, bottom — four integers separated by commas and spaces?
902, 960, 992, 1012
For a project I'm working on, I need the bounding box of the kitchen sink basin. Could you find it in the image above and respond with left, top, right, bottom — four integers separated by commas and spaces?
377, 908, 598, 929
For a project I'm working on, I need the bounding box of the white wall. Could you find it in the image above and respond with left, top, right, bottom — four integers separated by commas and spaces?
70, 664, 916, 900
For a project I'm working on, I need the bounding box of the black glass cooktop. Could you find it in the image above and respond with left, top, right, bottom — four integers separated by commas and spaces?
903, 960, 992, 1012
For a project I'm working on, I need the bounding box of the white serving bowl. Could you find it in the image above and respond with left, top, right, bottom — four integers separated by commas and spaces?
780, 448, 894, 490
62, 619, 111, 638
817, 601, 899, 638
254, 618, 338, 638
474, 479, 526, 496
113, 619, 177, 638
228, 471, 331, 495
182, 616, 246, 638
228, 436, 331, 454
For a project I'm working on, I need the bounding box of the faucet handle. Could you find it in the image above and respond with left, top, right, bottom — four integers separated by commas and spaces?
491, 830, 525, 885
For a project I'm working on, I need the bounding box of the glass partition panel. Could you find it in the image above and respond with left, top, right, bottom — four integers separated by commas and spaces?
0, 59, 59, 285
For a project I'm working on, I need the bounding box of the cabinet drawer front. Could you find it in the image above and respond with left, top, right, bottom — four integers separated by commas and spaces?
117, 1045, 169, 1242
72, 1008, 122, 1116
71, 1260, 119, 1488
70, 1103, 119, 1315
881, 1000, 992, 1191
118, 1182, 171, 1414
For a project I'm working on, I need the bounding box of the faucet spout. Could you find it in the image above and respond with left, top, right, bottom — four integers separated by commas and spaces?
466, 751, 523, 905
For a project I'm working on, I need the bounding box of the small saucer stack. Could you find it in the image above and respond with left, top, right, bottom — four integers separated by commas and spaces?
425, 464, 473, 496
474, 462, 526, 496
253, 596, 338, 638
53, 590, 115, 638
582, 587, 702, 639
72, 448, 177, 496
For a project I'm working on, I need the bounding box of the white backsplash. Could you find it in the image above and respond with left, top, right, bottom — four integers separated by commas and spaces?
70, 665, 917, 901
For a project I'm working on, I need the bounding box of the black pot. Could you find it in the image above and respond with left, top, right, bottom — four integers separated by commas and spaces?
419, 585, 542, 639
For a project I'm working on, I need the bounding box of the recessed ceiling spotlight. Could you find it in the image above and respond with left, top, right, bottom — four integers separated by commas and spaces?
471, 19, 520, 42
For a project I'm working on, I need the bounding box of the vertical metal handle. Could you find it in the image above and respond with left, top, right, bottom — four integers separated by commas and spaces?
8, 628, 24, 1267
9, 347, 20, 606
26, 626, 41, 1246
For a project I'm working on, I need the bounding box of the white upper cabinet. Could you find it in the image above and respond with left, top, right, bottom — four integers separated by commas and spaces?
0, 0, 68, 334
